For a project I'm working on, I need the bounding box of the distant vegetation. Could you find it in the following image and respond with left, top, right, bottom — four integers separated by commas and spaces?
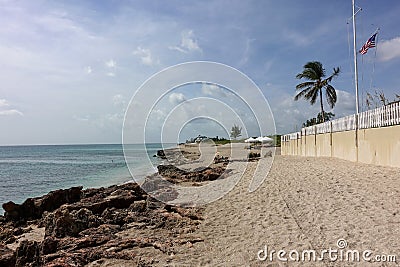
185, 135, 230, 145
268, 134, 281, 147
302, 112, 335, 127
212, 138, 231, 145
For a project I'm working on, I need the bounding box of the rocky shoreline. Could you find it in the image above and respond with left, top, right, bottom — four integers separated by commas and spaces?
0, 147, 227, 266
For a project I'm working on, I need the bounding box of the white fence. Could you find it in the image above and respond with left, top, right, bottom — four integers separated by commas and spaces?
282, 102, 400, 140
359, 102, 400, 129
332, 114, 357, 132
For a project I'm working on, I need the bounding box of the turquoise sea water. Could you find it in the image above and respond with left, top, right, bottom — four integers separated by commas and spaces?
0, 143, 172, 215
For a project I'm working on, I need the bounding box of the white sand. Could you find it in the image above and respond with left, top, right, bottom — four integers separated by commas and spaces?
167, 155, 400, 266
93, 144, 400, 266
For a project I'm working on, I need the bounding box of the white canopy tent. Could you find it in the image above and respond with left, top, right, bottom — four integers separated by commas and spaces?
244, 136, 273, 144
256, 136, 273, 143
244, 137, 259, 143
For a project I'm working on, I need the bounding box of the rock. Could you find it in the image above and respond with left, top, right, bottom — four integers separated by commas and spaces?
36, 186, 82, 213
79, 224, 120, 237
40, 236, 58, 255
0, 244, 15, 267
2, 198, 37, 223
101, 208, 128, 226
2, 202, 22, 222
2, 187, 82, 222
0, 180, 205, 265
146, 196, 166, 210
129, 200, 147, 213
248, 152, 260, 159
44, 254, 86, 266
15, 240, 40, 267
43, 208, 102, 238
0, 226, 15, 244
141, 174, 170, 192
156, 164, 228, 183
156, 150, 166, 159
68, 183, 146, 215
157, 165, 187, 178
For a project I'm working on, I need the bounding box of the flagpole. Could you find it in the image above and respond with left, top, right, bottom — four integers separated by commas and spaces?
352, 0, 360, 115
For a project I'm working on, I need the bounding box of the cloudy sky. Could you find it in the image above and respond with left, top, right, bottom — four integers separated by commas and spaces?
1, 0, 400, 145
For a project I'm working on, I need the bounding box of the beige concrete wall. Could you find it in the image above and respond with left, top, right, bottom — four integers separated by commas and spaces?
316, 133, 331, 157
281, 124, 400, 168
304, 135, 316, 157
300, 136, 306, 156
358, 125, 400, 168
331, 130, 358, 162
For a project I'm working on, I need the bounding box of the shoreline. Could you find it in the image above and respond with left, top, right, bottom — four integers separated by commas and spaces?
0, 142, 240, 266
1, 143, 398, 266
0, 143, 172, 216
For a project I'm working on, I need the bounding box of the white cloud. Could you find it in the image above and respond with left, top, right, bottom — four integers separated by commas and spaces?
73, 115, 90, 121
112, 94, 125, 106
151, 109, 166, 120
168, 92, 186, 105
34, 11, 87, 37
104, 60, 117, 76
133, 46, 158, 66
0, 99, 23, 116
201, 83, 228, 97
181, 30, 201, 52
169, 30, 202, 53
105, 59, 116, 68
238, 38, 255, 66
0, 99, 10, 107
333, 90, 356, 116
0, 109, 23, 116
378, 36, 400, 62
105, 112, 123, 123
282, 29, 311, 47
85, 66, 92, 74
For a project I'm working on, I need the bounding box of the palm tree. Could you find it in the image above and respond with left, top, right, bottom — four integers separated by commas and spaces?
294, 61, 340, 122
230, 124, 242, 140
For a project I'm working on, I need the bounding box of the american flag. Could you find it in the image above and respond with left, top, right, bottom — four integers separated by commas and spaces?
359, 33, 377, 55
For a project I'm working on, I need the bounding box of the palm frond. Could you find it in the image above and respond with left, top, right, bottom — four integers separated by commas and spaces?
296, 81, 315, 90
304, 87, 319, 105
304, 61, 325, 78
308, 88, 319, 105
326, 67, 340, 82
294, 87, 312, 101
325, 85, 337, 108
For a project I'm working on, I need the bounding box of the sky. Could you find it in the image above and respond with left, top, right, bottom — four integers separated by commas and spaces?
1, 0, 400, 145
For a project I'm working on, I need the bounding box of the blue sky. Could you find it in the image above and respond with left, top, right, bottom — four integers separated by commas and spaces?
1, 0, 400, 144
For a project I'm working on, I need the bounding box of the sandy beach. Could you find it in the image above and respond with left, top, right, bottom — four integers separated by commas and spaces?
91, 143, 400, 266
2, 143, 400, 266
167, 153, 400, 266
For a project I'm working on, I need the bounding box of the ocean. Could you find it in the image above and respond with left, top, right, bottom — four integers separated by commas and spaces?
0, 143, 173, 215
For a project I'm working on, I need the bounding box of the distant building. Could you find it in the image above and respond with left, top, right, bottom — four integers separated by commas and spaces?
194, 135, 209, 143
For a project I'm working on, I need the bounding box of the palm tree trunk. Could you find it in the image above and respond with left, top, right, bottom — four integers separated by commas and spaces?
319, 89, 325, 123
